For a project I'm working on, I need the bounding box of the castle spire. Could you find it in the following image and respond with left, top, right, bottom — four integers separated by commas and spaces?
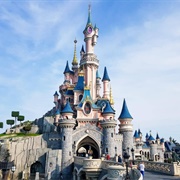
102, 67, 110, 81
118, 99, 133, 119
72, 39, 78, 66
86, 4, 92, 26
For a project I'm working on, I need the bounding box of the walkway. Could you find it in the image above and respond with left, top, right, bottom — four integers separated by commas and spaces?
145, 171, 180, 180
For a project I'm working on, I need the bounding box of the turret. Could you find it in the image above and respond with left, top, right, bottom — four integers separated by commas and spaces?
118, 99, 133, 151
145, 133, 149, 141
100, 101, 116, 157
59, 101, 75, 179
102, 101, 115, 120
83, 5, 98, 54
92, 24, 99, 46
102, 67, 110, 99
156, 133, 160, 144
54, 108, 60, 125
61, 101, 74, 119
138, 129, 142, 140
53, 91, 59, 105
80, 45, 85, 58
80, 5, 99, 101
63, 61, 72, 85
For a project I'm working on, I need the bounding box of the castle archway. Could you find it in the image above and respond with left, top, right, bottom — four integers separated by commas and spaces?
76, 136, 100, 158
30, 161, 44, 173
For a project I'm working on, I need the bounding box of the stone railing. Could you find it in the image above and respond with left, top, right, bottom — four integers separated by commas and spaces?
83, 158, 102, 169
134, 160, 180, 176
74, 156, 84, 165
74, 157, 142, 180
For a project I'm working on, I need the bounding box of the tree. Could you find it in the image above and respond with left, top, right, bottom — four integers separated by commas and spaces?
18, 115, 25, 126
23, 121, 32, 134
0, 122, 3, 129
11, 111, 19, 132
6, 119, 15, 132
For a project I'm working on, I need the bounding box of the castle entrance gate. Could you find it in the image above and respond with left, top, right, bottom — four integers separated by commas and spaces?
76, 136, 100, 158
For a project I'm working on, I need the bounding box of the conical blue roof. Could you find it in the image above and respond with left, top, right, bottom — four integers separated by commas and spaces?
74, 76, 84, 91
80, 45, 85, 53
86, 5, 92, 26
138, 129, 142, 135
78, 87, 98, 109
160, 138, 164, 143
118, 99, 133, 119
55, 109, 60, 115
63, 61, 71, 74
156, 133, 160, 139
96, 70, 101, 79
146, 133, 149, 139
65, 89, 74, 96
53, 91, 59, 97
61, 101, 73, 114
134, 130, 139, 138
148, 134, 155, 141
102, 101, 115, 114
102, 67, 110, 81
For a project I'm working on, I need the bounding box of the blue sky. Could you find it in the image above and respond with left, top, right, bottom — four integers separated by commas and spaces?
0, 1, 180, 142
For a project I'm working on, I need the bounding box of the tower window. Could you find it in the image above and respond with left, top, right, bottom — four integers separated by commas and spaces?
111, 133, 113, 138
106, 148, 108, 153
69, 151, 71, 156
79, 94, 83, 102
63, 136, 65, 141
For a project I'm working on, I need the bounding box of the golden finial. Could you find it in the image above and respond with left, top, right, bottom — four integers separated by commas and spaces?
110, 85, 114, 105
84, 85, 90, 90
72, 39, 78, 65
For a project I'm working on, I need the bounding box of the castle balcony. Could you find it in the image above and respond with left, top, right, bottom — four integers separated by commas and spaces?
74, 156, 142, 180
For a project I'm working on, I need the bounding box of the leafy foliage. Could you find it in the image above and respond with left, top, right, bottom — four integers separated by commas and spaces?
18, 115, 25, 122
6, 119, 15, 125
23, 121, 32, 133
11, 111, 19, 117
0, 122, 3, 128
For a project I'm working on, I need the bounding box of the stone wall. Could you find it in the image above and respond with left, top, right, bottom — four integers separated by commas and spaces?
7, 135, 49, 179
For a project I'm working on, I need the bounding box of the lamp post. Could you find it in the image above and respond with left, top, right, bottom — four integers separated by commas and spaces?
123, 150, 130, 180
131, 148, 135, 165
11, 164, 16, 180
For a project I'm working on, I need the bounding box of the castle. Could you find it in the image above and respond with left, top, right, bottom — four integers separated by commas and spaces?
0, 6, 169, 180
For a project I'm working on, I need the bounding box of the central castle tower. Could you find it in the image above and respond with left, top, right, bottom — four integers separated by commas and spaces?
34, 5, 134, 179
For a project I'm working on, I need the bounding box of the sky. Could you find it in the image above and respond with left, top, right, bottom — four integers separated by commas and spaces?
0, 0, 180, 142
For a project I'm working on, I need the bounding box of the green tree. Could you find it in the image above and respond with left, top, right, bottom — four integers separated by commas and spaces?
11, 111, 19, 132
0, 122, 3, 129
6, 119, 15, 129
18, 115, 25, 126
23, 121, 32, 134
